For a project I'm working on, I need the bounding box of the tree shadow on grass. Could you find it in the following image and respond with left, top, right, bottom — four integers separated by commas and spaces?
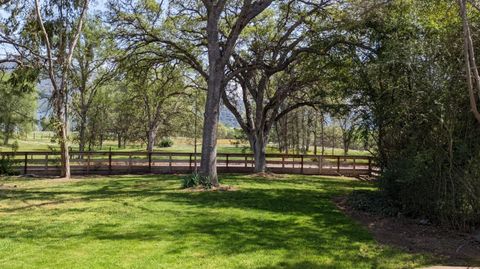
0, 175, 432, 268
0, 176, 178, 211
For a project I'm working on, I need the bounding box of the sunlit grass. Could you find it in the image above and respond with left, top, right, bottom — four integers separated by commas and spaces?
0, 132, 371, 156
0, 174, 431, 268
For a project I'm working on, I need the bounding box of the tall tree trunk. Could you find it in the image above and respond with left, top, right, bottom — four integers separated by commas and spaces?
305, 128, 310, 153
343, 134, 349, 155
56, 110, 70, 178
146, 128, 157, 152
3, 120, 11, 145
117, 134, 121, 148
284, 117, 289, 154
295, 112, 300, 154
3, 134, 9, 146
321, 115, 325, 155
313, 118, 318, 155
78, 114, 86, 153
199, 68, 222, 186
460, 0, 480, 123
275, 122, 283, 152
332, 126, 335, 155
53, 87, 71, 178
248, 131, 269, 173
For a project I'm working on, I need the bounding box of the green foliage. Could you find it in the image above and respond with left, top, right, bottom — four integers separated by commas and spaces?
181, 173, 212, 189
0, 74, 38, 145
158, 138, 173, 148
11, 140, 19, 152
348, 190, 400, 217
0, 157, 17, 176
350, 0, 480, 230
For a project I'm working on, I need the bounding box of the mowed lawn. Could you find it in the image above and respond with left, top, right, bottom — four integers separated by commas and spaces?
0, 174, 431, 269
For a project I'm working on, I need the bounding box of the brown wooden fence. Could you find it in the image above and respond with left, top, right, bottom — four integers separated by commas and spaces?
0, 151, 376, 177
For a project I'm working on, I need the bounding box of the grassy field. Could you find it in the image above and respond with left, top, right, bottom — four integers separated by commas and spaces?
0, 132, 370, 156
0, 174, 432, 268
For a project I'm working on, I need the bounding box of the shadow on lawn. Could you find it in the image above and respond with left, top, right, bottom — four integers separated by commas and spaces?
0, 175, 430, 268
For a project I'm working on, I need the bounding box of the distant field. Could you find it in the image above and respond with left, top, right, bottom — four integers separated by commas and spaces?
0, 132, 371, 156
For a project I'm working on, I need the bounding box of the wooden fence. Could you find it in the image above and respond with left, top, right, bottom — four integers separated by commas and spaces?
0, 151, 376, 177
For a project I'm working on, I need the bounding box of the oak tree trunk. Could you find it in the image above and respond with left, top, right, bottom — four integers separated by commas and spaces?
199, 68, 222, 186
78, 115, 86, 153
146, 128, 157, 152
249, 132, 268, 173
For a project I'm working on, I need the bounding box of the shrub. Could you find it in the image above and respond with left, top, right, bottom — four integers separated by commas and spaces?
181, 173, 212, 189
11, 141, 19, 152
0, 157, 17, 176
158, 138, 173, 148
347, 190, 400, 217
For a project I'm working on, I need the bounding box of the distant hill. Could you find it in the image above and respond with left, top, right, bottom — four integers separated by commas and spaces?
219, 105, 239, 128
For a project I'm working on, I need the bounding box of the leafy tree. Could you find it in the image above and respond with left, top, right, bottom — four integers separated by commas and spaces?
109, 0, 274, 185
125, 62, 187, 152
71, 17, 115, 152
348, 0, 480, 229
0, 0, 90, 178
221, 1, 332, 171
0, 74, 37, 145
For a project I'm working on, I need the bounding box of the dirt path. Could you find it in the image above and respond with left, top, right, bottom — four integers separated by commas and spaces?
334, 197, 480, 267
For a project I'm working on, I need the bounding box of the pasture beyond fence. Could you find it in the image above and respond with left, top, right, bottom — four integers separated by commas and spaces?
0, 151, 376, 177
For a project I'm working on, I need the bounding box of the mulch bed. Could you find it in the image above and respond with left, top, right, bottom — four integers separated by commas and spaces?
333, 196, 480, 265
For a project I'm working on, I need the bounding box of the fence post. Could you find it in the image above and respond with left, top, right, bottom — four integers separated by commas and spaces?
87, 153, 91, 174
337, 156, 340, 173
317, 156, 321, 174
148, 152, 152, 173
189, 153, 192, 172
245, 156, 248, 168
301, 155, 304, 174
368, 157, 372, 176
128, 153, 132, 173
353, 158, 356, 172
282, 156, 285, 169
226, 154, 229, 168
108, 151, 112, 175
24, 153, 28, 175
45, 154, 49, 173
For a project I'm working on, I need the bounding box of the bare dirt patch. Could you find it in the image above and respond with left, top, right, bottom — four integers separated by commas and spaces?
334, 196, 480, 266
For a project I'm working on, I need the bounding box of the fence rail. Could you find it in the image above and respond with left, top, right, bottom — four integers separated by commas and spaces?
0, 151, 376, 177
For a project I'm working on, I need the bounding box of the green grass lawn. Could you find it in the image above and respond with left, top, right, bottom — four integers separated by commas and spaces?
0, 174, 431, 268
0, 132, 370, 156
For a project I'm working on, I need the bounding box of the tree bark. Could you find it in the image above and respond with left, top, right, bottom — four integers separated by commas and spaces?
117, 134, 121, 148
3, 119, 11, 145
321, 115, 325, 155
313, 117, 318, 155
146, 126, 158, 152
78, 113, 87, 153
55, 103, 70, 178
460, 0, 480, 123
199, 69, 222, 186
199, 5, 224, 186
248, 131, 269, 173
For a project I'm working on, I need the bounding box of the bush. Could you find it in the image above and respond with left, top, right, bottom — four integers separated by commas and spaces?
11, 141, 19, 152
0, 157, 17, 176
158, 138, 173, 148
181, 173, 212, 189
347, 190, 400, 217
